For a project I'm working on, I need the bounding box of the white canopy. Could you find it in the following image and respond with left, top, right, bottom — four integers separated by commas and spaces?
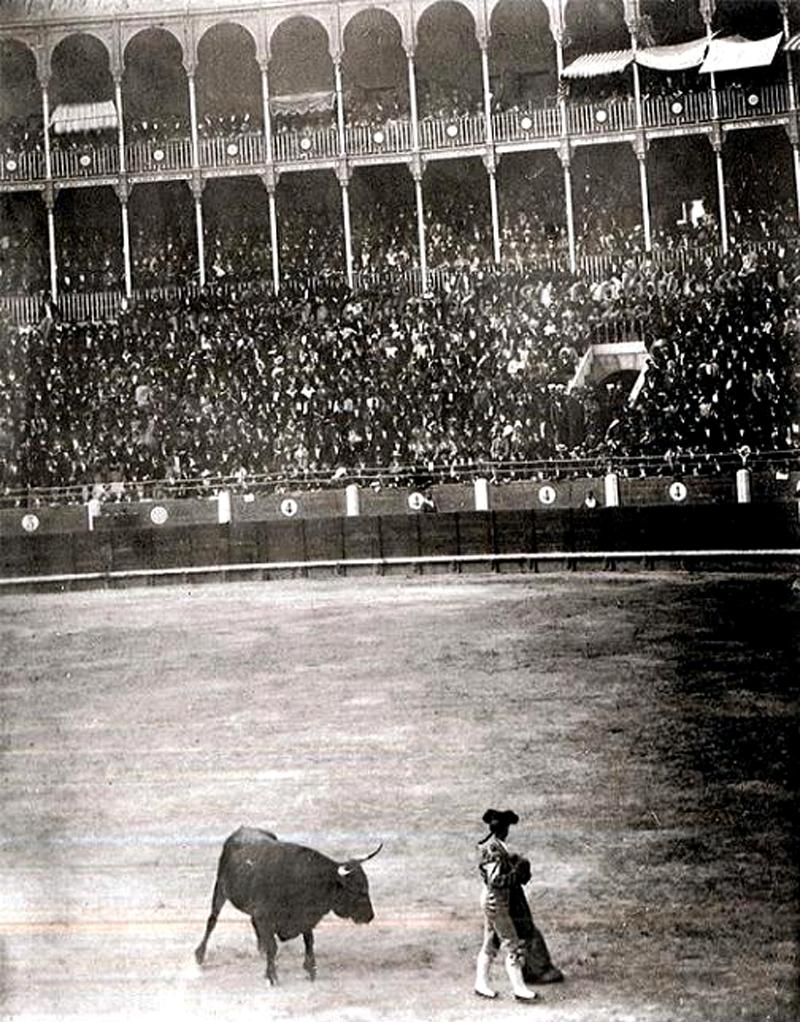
637, 36, 710, 72
50, 101, 118, 134
699, 33, 783, 74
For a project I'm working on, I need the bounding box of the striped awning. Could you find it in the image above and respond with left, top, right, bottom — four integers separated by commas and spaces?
637, 36, 710, 72
562, 49, 633, 79
785, 32, 800, 51
50, 101, 118, 134
699, 33, 782, 74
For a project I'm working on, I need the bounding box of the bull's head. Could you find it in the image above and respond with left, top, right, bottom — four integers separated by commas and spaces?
333, 844, 382, 924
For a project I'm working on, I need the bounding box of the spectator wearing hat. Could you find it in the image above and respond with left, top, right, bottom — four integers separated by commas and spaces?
475, 808, 539, 1003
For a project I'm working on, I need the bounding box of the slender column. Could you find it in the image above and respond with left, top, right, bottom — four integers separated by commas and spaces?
479, 42, 501, 264
636, 150, 652, 251
702, 11, 727, 253
480, 45, 494, 147
268, 187, 280, 294
414, 170, 428, 288
40, 78, 53, 180
559, 145, 577, 273
45, 192, 57, 302
120, 196, 132, 298
260, 63, 274, 163
792, 145, 800, 226
487, 169, 501, 264
192, 183, 206, 287
334, 59, 347, 158
114, 76, 126, 175
712, 137, 729, 254
260, 65, 279, 292
554, 34, 567, 141
782, 3, 797, 111
334, 59, 353, 285
341, 178, 354, 288
406, 49, 421, 150
780, 3, 800, 223
630, 55, 652, 251
406, 47, 427, 289
554, 35, 576, 272
187, 72, 200, 170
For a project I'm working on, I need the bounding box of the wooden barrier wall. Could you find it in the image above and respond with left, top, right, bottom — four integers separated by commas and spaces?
2, 504, 798, 579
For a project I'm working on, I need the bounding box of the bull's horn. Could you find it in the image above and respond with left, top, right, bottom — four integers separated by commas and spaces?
337, 843, 383, 876
352, 843, 383, 864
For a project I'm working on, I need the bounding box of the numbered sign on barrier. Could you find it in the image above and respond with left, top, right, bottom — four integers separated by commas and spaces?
21, 513, 40, 533
668, 481, 688, 503
538, 485, 557, 506
408, 492, 426, 511
280, 498, 299, 518
149, 505, 169, 525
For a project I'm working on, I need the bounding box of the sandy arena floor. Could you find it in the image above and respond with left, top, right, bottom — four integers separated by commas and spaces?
0, 572, 797, 1022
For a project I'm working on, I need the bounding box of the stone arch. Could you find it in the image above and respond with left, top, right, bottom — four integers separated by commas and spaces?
563, 0, 629, 56
342, 4, 411, 51
122, 27, 189, 130
196, 22, 260, 124
0, 37, 40, 123
268, 15, 334, 97
488, 0, 556, 108
196, 18, 259, 62
712, 0, 782, 37
414, 0, 481, 38
49, 32, 114, 106
121, 24, 185, 70
342, 7, 407, 110
415, 0, 482, 115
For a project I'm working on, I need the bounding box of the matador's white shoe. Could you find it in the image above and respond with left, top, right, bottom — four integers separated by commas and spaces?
475, 951, 498, 999
506, 957, 539, 1002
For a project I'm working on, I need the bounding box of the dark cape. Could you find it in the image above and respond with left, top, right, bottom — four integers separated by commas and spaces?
491, 856, 562, 983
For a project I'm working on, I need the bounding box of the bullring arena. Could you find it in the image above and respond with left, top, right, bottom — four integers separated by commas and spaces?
1, 0, 800, 1018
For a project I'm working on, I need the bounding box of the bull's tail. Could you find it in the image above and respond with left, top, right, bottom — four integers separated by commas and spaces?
194, 876, 227, 965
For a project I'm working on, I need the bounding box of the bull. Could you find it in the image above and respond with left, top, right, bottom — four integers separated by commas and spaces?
194, 825, 382, 984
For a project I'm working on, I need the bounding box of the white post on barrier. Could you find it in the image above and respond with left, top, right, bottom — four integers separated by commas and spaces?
345, 484, 361, 517
217, 490, 232, 524
736, 469, 751, 505
474, 478, 490, 512
604, 473, 620, 508
86, 498, 101, 532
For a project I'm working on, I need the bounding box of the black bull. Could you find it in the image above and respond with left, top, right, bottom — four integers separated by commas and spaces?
195, 826, 382, 983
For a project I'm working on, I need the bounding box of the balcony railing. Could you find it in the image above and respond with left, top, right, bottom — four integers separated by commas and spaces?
273, 125, 339, 162
418, 113, 487, 149
0, 83, 793, 190
0, 238, 788, 328
492, 105, 561, 144
567, 97, 637, 135
199, 131, 265, 169
345, 119, 414, 156
717, 81, 789, 120
641, 90, 713, 129
0, 147, 45, 182
126, 137, 193, 175
51, 142, 119, 178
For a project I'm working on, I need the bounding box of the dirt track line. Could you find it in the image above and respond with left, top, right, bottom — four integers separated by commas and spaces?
1, 547, 799, 589
0, 913, 467, 935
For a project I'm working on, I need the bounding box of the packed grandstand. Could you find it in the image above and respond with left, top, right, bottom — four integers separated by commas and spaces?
0, 0, 799, 501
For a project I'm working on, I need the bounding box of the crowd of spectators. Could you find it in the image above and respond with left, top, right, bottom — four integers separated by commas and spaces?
0, 245, 796, 494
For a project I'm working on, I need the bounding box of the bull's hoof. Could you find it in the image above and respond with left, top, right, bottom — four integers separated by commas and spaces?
530, 967, 563, 985
194, 947, 205, 966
